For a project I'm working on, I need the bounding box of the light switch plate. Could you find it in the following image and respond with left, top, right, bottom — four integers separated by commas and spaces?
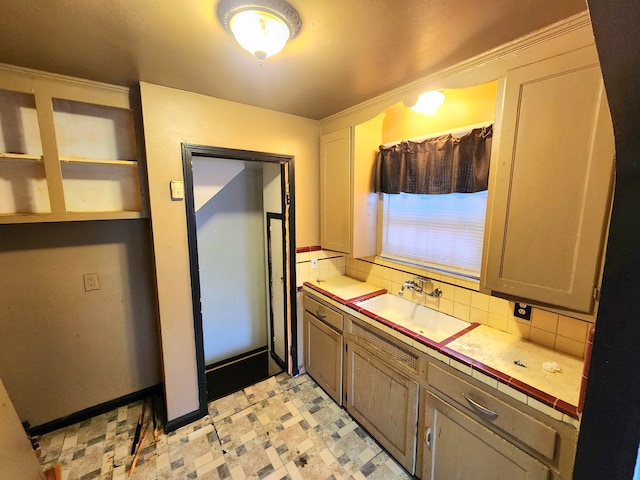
311, 258, 318, 270
170, 180, 185, 200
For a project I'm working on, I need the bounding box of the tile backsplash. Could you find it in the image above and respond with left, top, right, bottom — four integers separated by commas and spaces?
296, 247, 591, 359
295, 247, 346, 285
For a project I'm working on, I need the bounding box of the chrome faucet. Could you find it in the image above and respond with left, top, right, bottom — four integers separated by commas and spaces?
399, 276, 443, 298
399, 280, 422, 295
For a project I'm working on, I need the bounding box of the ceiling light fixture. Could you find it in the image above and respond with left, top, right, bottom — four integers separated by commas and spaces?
217, 0, 302, 62
409, 90, 446, 115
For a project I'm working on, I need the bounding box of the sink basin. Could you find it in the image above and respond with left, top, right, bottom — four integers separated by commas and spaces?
355, 294, 470, 343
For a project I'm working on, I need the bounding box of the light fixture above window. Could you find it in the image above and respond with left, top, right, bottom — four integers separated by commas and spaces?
408, 90, 446, 115
217, 0, 302, 62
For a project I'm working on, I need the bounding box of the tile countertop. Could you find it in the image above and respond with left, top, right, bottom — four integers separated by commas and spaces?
304, 277, 386, 302
303, 275, 588, 422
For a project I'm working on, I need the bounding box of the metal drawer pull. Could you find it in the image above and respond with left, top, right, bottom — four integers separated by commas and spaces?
316, 310, 327, 319
463, 393, 499, 419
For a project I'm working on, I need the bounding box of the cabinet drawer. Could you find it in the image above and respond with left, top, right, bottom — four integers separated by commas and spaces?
428, 365, 557, 460
303, 295, 343, 332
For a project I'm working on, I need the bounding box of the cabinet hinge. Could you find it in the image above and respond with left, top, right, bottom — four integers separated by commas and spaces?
286, 193, 291, 205
345, 344, 348, 352
593, 286, 601, 301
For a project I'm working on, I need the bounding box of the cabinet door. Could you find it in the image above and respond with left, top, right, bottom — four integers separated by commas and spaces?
320, 127, 352, 254
423, 393, 549, 480
345, 341, 418, 474
482, 45, 614, 313
303, 311, 343, 404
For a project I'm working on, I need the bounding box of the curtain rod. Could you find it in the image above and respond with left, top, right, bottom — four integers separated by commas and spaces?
381, 121, 493, 149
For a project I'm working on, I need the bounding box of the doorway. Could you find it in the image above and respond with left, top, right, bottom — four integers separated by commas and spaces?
181, 144, 298, 402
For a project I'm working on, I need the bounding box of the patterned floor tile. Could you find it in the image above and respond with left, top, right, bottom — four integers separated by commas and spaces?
38, 374, 410, 479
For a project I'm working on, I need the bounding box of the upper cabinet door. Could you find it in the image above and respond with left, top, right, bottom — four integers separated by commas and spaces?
320, 126, 352, 254
482, 45, 615, 313
320, 115, 383, 257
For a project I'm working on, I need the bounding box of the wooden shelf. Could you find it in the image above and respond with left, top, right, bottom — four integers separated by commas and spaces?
0, 67, 146, 224
0, 210, 147, 224
0, 153, 43, 163
59, 156, 137, 166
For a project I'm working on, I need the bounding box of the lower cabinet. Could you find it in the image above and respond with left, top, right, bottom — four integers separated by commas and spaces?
302, 294, 577, 479
422, 392, 550, 480
303, 310, 343, 404
345, 340, 419, 474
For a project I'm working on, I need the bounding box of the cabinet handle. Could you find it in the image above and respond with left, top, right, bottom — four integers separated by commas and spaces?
316, 310, 327, 319
425, 427, 432, 448
463, 393, 499, 419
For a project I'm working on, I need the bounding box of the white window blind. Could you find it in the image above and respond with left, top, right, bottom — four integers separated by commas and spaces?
381, 191, 488, 278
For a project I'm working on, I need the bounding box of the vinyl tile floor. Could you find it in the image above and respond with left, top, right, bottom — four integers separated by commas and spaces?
37, 373, 413, 480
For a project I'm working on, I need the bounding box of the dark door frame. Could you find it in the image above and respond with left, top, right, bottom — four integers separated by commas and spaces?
181, 144, 298, 415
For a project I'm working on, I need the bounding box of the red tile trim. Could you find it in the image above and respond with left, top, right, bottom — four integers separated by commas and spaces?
415, 334, 442, 351
303, 282, 340, 302
555, 399, 579, 418
472, 363, 513, 385
578, 324, 596, 414
373, 314, 397, 330
439, 323, 480, 346
297, 286, 303, 292
296, 245, 322, 253
346, 290, 387, 304
394, 324, 419, 340
440, 347, 474, 368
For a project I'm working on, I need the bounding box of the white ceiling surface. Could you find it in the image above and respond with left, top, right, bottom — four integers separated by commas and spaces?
0, 0, 587, 120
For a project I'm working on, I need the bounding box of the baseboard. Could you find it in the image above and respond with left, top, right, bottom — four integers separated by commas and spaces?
206, 346, 269, 401
164, 406, 208, 434
29, 384, 162, 437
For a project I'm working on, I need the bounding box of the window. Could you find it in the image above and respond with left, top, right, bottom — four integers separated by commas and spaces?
380, 190, 488, 278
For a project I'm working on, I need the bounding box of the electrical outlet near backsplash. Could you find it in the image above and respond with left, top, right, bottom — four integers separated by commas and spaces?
295, 247, 346, 287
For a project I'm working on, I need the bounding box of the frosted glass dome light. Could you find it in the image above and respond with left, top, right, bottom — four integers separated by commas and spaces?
229, 10, 290, 60
218, 0, 302, 62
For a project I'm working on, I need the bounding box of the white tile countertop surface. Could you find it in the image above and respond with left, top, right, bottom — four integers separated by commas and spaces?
445, 325, 583, 406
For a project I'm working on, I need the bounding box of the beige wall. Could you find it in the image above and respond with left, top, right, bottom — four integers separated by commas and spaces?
0, 220, 161, 426
139, 82, 320, 422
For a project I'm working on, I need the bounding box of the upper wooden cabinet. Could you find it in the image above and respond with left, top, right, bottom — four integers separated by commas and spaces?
0, 65, 146, 223
320, 115, 383, 257
481, 45, 614, 313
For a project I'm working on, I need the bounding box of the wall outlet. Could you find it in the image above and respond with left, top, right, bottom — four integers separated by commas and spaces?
83, 273, 100, 291
514, 302, 532, 321
311, 258, 318, 270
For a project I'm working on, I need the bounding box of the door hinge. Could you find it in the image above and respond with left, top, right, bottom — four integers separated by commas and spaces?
593, 286, 601, 301
286, 193, 291, 205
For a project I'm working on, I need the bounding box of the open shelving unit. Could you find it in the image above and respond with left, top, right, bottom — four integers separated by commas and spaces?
0, 64, 147, 223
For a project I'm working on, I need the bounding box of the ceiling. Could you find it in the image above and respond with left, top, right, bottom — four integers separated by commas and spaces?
0, 0, 587, 120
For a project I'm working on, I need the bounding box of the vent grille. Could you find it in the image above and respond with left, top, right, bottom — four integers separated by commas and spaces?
351, 322, 418, 374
